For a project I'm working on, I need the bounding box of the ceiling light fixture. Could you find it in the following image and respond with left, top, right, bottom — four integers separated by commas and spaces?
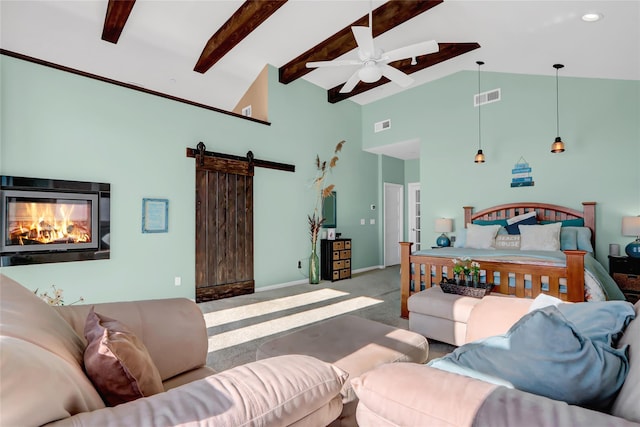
582, 12, 603, 22
474, 61, 485, 163
551, 63, 565, 154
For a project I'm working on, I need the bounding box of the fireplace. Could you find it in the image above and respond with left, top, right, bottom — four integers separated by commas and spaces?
1, 176, 110, 266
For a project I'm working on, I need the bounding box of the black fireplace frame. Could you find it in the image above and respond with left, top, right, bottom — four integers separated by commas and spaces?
1, 176, 110, 266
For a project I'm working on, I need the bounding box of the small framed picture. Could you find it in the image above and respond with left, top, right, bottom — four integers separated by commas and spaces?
327, 228, 336, 240
142, 198, 169, 233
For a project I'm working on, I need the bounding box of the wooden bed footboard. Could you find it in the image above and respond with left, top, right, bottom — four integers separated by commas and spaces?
399, 242, 587, 318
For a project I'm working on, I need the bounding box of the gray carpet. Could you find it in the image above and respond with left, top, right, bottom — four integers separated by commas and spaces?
198, 265, 455, 372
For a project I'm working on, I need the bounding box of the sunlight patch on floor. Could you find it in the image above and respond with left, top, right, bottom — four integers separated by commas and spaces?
202, 288, 349, 328
207, 296, 383, 353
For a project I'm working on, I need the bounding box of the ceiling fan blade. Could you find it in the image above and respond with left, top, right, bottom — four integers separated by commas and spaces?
383, 40, 439, 62
339, 70, 362, 93
380, 64, 414, 87
351, 26, 375, 57
306, 59, 362, 68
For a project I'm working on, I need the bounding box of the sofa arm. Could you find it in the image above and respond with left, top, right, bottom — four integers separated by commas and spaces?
352, 363, 498, 427
474, 387, 640, 427
55, 298, 208, 381
45, 355, 348, 427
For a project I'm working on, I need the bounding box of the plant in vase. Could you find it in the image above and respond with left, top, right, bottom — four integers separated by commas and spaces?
308, 140, 345, 284
452, 257, 481, 286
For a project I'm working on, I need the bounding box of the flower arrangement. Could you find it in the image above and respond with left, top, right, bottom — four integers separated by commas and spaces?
307, 140, 345, 284
35, 285, 84, 306
452, 257, 480, 280
308, 140, 345, 246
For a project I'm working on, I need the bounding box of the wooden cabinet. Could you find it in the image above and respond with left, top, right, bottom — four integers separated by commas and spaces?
321, 239, 352, 282
609, 256, 640, 303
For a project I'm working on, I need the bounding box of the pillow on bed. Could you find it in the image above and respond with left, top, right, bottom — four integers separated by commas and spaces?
494, 235, 521, 249
473, 219, 508, 226
559, 227, 594, 252
505, 213, 537, 235
428, 305, 632, 410
506, 211, 537, 225
453, 229, 466, 248
540, 218, 585, 227
519, 222, 562, 251
464, 224, 501, 249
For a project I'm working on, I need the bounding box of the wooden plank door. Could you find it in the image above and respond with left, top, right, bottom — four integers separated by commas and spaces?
195, 156, 254, 302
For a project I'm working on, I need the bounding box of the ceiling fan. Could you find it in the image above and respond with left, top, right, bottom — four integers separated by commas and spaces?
306, 11, 439, 93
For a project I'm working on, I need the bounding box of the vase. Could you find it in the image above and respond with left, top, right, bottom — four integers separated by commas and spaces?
309, 245, 320, 284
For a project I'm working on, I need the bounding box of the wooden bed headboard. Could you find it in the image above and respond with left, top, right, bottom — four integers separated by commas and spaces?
463, 202, 596, 252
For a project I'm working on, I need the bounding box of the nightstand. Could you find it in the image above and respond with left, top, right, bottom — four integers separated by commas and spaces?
609, 256, 640, 303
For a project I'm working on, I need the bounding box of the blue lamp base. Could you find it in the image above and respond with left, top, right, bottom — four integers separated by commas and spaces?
626, 239, 640, 258
436, 233, 451, 247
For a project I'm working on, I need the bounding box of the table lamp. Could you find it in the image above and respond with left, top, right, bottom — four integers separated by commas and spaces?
435, 218, 453, 247
622, 216, 640, 258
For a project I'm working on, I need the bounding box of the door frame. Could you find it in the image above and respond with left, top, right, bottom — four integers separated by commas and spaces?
383, 182, 403, 266
407, 182, 421, 251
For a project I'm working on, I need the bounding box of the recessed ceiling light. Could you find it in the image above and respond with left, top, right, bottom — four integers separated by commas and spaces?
582, 12, 603, 22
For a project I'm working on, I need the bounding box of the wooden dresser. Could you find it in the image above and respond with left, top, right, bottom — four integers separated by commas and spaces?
321, 238, 352, 282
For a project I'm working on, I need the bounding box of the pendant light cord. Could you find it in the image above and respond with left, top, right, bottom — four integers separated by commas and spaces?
477, 61, 483, 150
556, 67, 560, 136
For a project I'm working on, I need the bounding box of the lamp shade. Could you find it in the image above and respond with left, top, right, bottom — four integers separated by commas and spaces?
622, 216, 640, 237
435, 218, 453, 233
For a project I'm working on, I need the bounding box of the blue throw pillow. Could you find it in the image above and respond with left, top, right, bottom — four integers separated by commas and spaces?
540, 218, 585, 227
428, 306, 631, 410
505, 215, 537, 235
560, 227, 578, 250
473, 219, 508, 226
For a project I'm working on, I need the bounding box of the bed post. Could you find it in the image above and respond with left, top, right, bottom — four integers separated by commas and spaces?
463, 206, 474, 227
565, 250, 587, 302
400, 242, 413, 319
582, 202, 596, 254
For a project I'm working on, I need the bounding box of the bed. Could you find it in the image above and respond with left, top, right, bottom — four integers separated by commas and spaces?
399, 201, 624, 318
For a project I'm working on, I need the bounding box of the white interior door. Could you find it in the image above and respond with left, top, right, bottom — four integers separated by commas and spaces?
384, 183, 403, 266
408, 182, 421, 251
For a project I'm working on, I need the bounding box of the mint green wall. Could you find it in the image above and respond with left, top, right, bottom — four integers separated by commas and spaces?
0, 57, 380, 303
363, 71, 640, 267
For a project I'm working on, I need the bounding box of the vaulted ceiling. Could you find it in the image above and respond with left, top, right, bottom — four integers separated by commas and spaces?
1, 1, 638, 112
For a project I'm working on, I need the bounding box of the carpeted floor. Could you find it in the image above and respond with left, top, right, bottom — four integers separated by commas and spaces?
198, 265, 455, 372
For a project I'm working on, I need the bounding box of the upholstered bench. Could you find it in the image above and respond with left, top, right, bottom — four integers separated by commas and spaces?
408, 286, 535, 346
256, 314, 429, 427
408, 286, 482, 346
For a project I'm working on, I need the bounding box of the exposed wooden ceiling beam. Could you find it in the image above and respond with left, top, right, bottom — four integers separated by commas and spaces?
194, 0, 288, 74
327, 42, 481, 103
102, 0, 136, 44
279, 0, 443, 85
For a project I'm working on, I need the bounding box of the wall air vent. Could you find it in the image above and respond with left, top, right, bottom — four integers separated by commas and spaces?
474, 88, 501, 107
241, 105, 252, 117
374, 119, 391, 133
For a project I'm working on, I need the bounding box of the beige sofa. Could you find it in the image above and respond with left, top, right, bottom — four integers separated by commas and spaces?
0, 274, 347, 426
354, 295, 640, 426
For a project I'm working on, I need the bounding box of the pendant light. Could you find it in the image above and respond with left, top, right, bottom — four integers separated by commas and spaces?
474, 61, 485, 163
551, 63, 566, 153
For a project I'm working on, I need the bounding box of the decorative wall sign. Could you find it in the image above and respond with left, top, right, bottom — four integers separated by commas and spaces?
142, 198, 169, 233
510, 157, 535, 188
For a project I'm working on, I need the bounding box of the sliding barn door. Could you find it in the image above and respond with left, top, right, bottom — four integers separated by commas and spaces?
195, 156, 254, 302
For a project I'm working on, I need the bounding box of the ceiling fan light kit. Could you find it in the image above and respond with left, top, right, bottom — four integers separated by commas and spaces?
551, 63, 566, 154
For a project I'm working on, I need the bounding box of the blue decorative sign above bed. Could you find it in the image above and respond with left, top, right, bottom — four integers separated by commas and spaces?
510, 157, 534, 188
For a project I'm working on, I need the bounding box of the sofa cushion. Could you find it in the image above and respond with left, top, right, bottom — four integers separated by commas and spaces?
46, 355, 348, 427
0, 274, 105, 426
429, 305, 633, 410
611, 301, 640, 422
465, 295, 532, 343
84, 308, 164, 406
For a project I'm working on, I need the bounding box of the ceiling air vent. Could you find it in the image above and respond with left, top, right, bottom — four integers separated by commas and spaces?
374, 119, 391, 133
474, 88, 501, 107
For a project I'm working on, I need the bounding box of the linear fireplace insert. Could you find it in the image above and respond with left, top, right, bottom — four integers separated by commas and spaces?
1, 176, 110, 266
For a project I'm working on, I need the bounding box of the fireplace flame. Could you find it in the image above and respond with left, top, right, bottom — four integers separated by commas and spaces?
9, 201, 91, 245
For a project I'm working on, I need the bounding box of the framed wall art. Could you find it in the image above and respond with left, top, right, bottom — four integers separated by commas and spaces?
142, 198, 169, 233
